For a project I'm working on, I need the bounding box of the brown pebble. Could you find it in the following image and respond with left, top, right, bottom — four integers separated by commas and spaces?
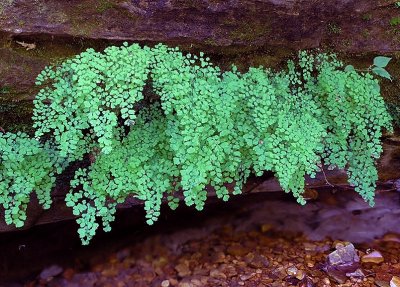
362, 250, 384, 264
210, 269, 227, 280
227, 244, 249, 257
391, 276, 400, 287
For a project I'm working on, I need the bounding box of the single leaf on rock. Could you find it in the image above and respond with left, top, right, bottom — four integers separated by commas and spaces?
372, 67, 392, 81
344, 65, 355, 72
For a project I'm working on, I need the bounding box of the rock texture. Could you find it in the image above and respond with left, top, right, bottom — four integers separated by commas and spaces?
1, 0, 400, 103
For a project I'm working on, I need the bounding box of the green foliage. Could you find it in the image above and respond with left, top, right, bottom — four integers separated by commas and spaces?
2, 43, 393, 244
390, 16, 400, 26
345, 56, 392, 81
33, 43, 152, 160
0, 132, 65, 227
372, 56, 392, 81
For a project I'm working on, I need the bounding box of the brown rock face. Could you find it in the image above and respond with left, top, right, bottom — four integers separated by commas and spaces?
1, 0, 400, 103
1, 0, 399, 53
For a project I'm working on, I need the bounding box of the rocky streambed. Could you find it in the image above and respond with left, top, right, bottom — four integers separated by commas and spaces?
1, 189, 400, 287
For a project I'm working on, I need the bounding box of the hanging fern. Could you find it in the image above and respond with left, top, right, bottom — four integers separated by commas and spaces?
0, 43, 393, 244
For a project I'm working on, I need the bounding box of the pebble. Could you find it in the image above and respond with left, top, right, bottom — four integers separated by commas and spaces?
239, 273, 255, 281
375, 280, 390, 287
362, 250, 385, 264
244, 253, 269, 268
210, 269, 227, 280
22, 224, 400, 287
322, 277, 330, 284
296, 270, 306, 280
286, 266, 298, 276
226, 244, 249, 257
39, 265, 63, 281
260, 224, 273, 233
391, 276, 400, 287
219, 264, 237, 277
175, 262, 191, 277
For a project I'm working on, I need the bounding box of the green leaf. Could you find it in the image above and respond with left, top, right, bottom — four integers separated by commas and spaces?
344, 65, 355, 72
372, 67, 392, 81
373, 56, 391, 68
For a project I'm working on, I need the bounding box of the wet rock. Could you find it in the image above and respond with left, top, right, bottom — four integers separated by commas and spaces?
286, 266, 306, 281
286, 266, 299, 276
391, 276, 400, 287
346, 268, 365, 278
382, 234, 400, 243
218, 264, 237, 278
375, 280, 390, 287
211, 251, 225, 264
244, 253, 269, 268
210, 269, 227, 280
175, 262, 191, 277
226, 244, 249, 257
39, 265, 63, 281
239, 272, 255, 281
362, 250, 385, 264
299, 276, 316, 287
272, 266, 288, 280
323, 242, 360, 283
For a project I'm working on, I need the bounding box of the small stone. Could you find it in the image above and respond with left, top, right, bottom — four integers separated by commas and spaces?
210, 269, 227, 280
211, 252, 225, 263
299, 276, 316, 287
260, 224, 273, 233
382, 234, 400, 243
391, 276, 400, 287
219, 264, 237, 277
375, 280, 390, 287
244, 253, 269, 268
362, 250, 384, 264
161, 280, 170, 287
101, 268, 119, 277
272, 266, 287, 280
296, 270, 306, 280
346, 268, 365, 278
239, 273, 255, 281
227, 244, 249, 257
190, 278, 203, 287
39, 265, 63, 281
175, 262, 191, 277
286, 266, 298, 276
323, 242, 360, 283
322, 277, 330, 284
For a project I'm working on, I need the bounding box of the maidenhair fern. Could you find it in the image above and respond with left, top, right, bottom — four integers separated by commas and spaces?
0, 132, 65, 227
0, 43, 393, 244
